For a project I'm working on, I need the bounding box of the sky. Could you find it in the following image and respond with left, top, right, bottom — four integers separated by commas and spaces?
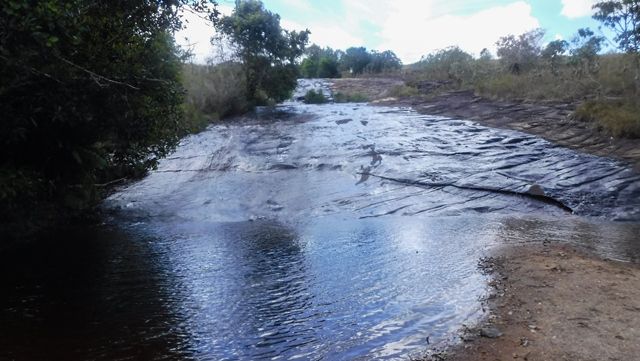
176, 0, 606, 64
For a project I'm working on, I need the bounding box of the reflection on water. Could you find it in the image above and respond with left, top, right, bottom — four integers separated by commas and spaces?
2, 85, 640, 359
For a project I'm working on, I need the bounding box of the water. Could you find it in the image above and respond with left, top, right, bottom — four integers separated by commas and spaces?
2, 80, 639, 360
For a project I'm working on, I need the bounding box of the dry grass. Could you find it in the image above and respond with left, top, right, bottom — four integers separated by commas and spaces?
575, 99, 640, 138
181, 62, 249, 132
403, 53, 640, 138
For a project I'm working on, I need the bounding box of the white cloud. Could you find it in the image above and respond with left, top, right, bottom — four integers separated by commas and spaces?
281, 19, 365, 51
378, 1, 541, 63
561, 0, 597, 19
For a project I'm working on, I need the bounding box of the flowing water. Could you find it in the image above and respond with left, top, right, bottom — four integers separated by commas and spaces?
2, 80, 640, 360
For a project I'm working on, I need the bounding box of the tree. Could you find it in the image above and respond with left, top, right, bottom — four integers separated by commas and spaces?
340, 47, 372, 74
593, 0, 640, 93
593, 0, 640, 52
496, 28, 545, 74
0, 0, 218, 233
569, 28, 606, 76
366, 50, 402, 73
542, 39, 569, 74
416, 47, 474, 85
299, 44, 341, 78
218, 0, 309, 104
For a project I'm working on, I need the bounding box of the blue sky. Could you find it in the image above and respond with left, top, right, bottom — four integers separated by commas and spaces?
178, 0, 606, 64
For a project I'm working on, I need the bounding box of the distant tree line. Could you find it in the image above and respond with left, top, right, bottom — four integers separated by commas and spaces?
299, 45, 402, 78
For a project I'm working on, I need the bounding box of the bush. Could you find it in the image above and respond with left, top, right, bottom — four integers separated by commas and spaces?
303, 90, 328, 104
575, 99, 640, 138
0, 0, 217, 237
333, 92, 369, 103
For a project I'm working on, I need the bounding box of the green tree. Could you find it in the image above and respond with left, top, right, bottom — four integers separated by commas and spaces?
496, 28, 545, 73
593, 0, 640, 92
415, 47, 474, 86
218, 0, 309, 104
366, 50, 402, 73
542, 39, 569, 74
299, 44, 340, 78
340, 47, 372, 75
0, 0, 217, 234
569, 28, 606, 76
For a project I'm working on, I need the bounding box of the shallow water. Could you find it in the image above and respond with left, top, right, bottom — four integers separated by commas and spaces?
2, 81, 639, 360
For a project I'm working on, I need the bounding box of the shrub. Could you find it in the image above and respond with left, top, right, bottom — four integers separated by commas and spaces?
575, 99, 640, 138
333, 92, 369, 103
303, 90, 328, 104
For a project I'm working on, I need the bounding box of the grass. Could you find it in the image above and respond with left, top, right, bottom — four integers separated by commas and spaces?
181, 62, 249, 132
400, 52, 640, 138
388, 84, 420, 98
575, 99, 640, 138
333, 92, 369, 103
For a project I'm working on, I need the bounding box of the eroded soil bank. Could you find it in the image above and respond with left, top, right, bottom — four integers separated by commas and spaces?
330, 78, 640, 171
423, 245, 640, 361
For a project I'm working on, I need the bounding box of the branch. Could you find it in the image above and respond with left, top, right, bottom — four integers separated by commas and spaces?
55, 56, 140, 90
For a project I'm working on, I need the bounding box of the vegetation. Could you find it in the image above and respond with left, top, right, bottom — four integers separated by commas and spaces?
217, 0, 309, 105
182, 62, 249, 131
400, 1, 640, 138
333, 92, 369, 103
300, 45, 341, 78
0, 0, 219, 236
0, 0, 309, 238
299, 45, 402, 78
303, 89, 328, 104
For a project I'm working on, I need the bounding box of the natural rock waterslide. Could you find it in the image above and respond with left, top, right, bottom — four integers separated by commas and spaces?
1, 80, 639, 360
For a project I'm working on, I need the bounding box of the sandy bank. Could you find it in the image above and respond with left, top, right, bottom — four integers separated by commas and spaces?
423, 245, 640, 361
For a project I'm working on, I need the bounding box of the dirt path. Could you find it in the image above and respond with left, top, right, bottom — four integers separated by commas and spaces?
329, 78, 640, 171
422, 245, 640, 361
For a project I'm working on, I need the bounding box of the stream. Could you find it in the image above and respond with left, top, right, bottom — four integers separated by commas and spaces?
1, 80, 639, 360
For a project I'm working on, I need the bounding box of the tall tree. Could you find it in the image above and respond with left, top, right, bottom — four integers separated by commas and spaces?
0, 0, 218, 234
218, 0, 309, 104
340, 47, 372, 75
496, 28, 545, 73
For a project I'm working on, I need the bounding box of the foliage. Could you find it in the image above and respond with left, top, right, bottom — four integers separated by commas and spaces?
0, 0, 218, 234
569, 28, 606, 76
300, 45, 341, 78
333, 92, 369, 103
366, 50, 403, 73
388, 85, 419, 98
218, 0, 309, 105
182, 62, 249, 131
303, 90, 328, 104
338, 47, 402, 75
412, 47, 474, 86
575, 99, 640, 137
496, 28, 545, 73
593, 0, 640, 52
593, 0, 640, 94
340, 47, 372, 74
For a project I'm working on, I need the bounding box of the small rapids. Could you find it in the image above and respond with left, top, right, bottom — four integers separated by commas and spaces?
1, 79, 639, 360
